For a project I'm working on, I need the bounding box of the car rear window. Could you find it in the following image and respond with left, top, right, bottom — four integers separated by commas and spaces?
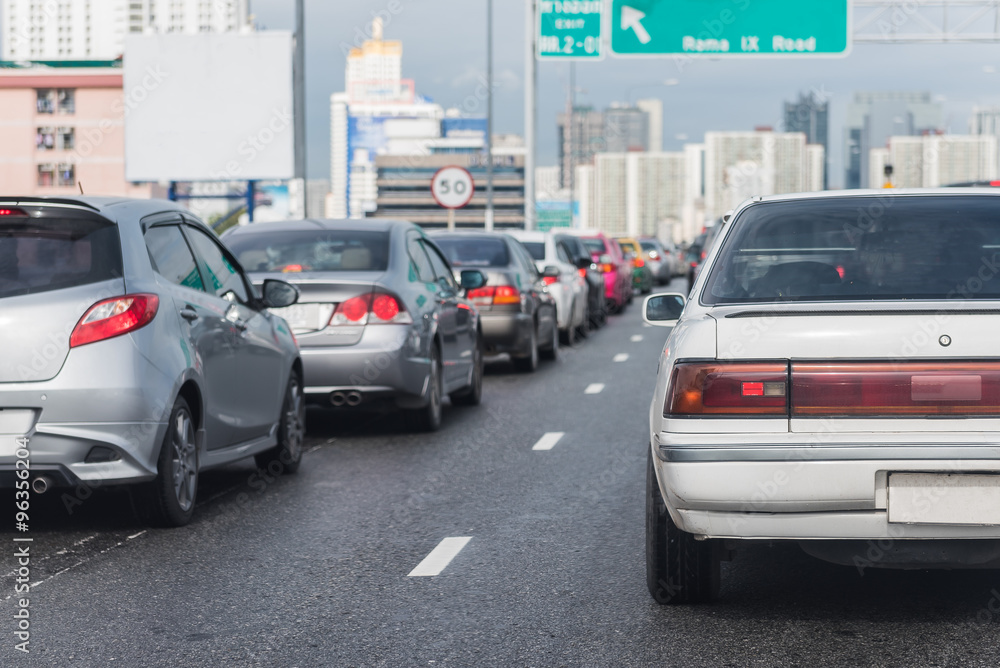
619, 240, 638, 254
581, 238, 606, 257
226, 230, 389, 273
521, 242, 545, 261
434, 237, 510, 268
703, 195, 1000, 304
0, 212, 122, 299
640, 241, 658, 252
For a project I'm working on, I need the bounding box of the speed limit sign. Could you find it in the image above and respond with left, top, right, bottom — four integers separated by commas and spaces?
431, 166, 475, 209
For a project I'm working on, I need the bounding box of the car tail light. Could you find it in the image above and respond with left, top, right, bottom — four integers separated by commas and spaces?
0, 207, 28, 217
578, 268, 588, 278
792, 362, 1000, 416
281, 264, 306, 273
70, 294, 159, 348
328, 292, 413, 327
542, 276, 558, 286
602, 263, 615, 273
634, 258, 645, 268
466, 285, 520, 306
665, 362, 788, 416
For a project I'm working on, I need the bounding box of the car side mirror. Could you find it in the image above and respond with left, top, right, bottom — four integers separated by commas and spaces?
575, 257, 592, 270
542, 265, 560, 278
459, 269, 486, 291
261, 279, 299, 308
643, 293, 686, 327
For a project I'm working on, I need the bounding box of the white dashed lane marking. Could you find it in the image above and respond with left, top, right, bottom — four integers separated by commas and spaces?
585, 383, 605, 395
631, 335, 644, 342
408, 537, 472, 577
532, 432, 565, 451
613, 354, 629, 362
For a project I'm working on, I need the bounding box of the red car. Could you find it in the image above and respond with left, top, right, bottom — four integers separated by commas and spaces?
566, 231, 633, 314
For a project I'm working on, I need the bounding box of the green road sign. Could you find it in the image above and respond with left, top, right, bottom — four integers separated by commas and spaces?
610, 0, 850, 57
536, 201, 573, 231
537, 0, 604, 60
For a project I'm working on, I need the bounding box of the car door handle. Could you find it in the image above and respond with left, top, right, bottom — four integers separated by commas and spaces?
180, 306, 198, 322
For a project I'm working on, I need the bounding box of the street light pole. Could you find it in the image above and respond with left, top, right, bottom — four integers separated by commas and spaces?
524, 0, 536, 230
294, 0, 307, 213
485, 0, 495, 232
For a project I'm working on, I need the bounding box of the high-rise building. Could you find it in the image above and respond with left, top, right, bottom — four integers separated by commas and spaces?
784, 91, 829, 188
970, 106, 1000, 136
636, 98, 663, 153
575, 151, 686, 239
869, 135, 999, 188
704, 130, 823, 217
557, 102, 653, 190
1, 0, 250, 61
844, 91, 943, 189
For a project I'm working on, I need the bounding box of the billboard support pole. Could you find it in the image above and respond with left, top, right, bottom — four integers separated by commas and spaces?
524, 0, 536, 231
485, 0, 495, 232
294, 0, 306, 182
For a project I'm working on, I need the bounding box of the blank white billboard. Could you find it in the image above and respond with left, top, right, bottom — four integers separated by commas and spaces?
124, 32, 295, 182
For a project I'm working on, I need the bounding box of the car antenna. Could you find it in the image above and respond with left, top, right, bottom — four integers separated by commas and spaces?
78, 182, 85, 195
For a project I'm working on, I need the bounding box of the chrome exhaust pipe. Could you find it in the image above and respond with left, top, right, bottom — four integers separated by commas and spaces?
329, 392, 346, 407
345, 391, 363, 407
31, 476, 52, 495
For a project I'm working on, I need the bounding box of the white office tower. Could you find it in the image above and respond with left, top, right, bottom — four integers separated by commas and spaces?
704, 130, 820, 219
805, 144, 826, 192
636, 98, 664, 153
970, 107, 1000, 137
869, 135, 1000, 188
2, 0, 250, 60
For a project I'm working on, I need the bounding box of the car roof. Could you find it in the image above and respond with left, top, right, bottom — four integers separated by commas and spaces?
748, 188, 1000, 205
506, 230, 546, 242
224, 218, 410, 236
0, 196, 187, 220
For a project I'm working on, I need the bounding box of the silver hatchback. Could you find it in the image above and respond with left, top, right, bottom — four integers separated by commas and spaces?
0, 197, 303, 526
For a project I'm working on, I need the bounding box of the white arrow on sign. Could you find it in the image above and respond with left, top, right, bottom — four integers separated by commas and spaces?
621, 6, 651, 44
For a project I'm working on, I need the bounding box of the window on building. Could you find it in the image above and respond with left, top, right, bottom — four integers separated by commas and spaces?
36, 128, 55, 151
58, 89, 75, 114
37, 164, 55, 187
36, 90, 55, 114
56, 164, 75, 187
58, 127, 75, 150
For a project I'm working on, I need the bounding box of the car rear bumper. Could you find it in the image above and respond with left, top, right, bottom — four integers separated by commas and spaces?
481, 312, 533, 356
299, 324, 431, 406
653, 439, 1000, 540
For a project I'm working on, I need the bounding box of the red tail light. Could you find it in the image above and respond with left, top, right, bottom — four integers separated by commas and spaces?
634, 258, 645, 268
329, 292, 412, 326
467, 285, 520, 306
666, 362, 788, 416
602, 263, 615, 273
578, 268, 588, 278
0, 207, 28, 217
70, 294, 159, 348
792, 362, 1000, 416
542, 276, 558, 286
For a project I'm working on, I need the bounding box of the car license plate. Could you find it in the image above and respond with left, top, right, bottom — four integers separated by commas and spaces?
270, 303, 333, 333
888, 473, 1000, 525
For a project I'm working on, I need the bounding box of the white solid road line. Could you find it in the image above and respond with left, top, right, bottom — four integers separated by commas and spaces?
532, 432, 565, 451
614, 353, 629, 362
408, 537, 472, 577
631, 335, 644, 342
585, 383, 605, 395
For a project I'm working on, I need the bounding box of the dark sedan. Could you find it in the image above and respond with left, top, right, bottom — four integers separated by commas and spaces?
432, 232, 558, 373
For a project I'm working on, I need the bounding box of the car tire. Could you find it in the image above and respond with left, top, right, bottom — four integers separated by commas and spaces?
512, 324, 539, 373
143, 397, 199, 527
646, 448, 721, 604
254, 371, 305, 474
450, 335, 483, 407
577, 306, 590, 339
541, 318, 559, 361
560, 317, 576, 347
408, 345, 443, 431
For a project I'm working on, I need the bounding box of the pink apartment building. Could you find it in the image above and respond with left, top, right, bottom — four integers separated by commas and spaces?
0, 64, 152, 198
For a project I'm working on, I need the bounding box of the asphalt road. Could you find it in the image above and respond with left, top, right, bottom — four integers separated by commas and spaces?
6, 280, 1000, 667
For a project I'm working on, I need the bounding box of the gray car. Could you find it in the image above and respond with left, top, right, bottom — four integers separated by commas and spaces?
0, 197, 303, 527
223, 219, 487, 432
431, 231, 559, 373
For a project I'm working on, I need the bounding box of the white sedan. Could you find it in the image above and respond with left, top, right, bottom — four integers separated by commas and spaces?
645, 189, 1000, 603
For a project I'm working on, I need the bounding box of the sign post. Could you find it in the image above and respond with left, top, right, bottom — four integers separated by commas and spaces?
610, 0, 850, 57
431, 166, 476, 231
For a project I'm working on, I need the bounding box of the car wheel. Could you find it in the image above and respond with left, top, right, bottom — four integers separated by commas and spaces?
450, 335, 483, 407
577, 305, 590, 339
541, 318, 559, 361
144, 397, 199, 527
560, 317, 576, 347
255, 371, 305, 474
646, 448, 720, 604
409, 345, 443, 431
512, 323, 539, 373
